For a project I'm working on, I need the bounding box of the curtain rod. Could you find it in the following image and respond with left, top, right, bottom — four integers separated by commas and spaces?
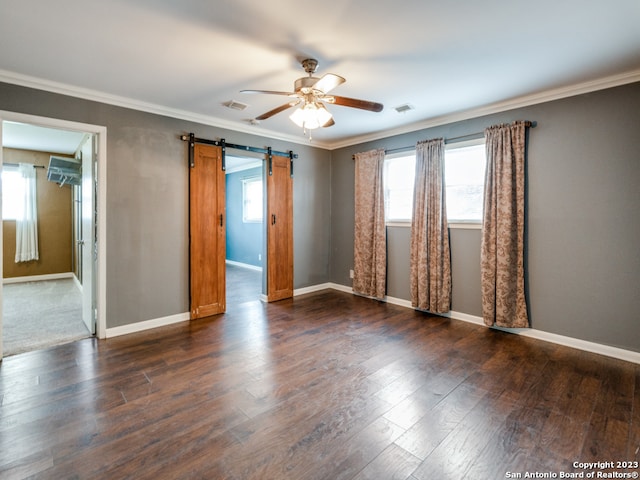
352, 120, 536, 159
3, 162, 45, 169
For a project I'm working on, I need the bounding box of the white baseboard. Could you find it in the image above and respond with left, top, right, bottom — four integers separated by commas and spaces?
73, 274, 83, 292
445, 310, 484, 325
3, 272, 75, 284
320, 283, 415, 310
327, 283, 353, 294
293, 283, 334, 296
225, 259, 262, 272
493, 325, 640, 365
100, 281, 640, 365
105, 312, 190, 338
441, 311, 640, 364
381, 294, 413, 309
325, 282, 640, 365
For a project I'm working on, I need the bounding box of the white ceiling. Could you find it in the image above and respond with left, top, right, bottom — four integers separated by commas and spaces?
2, 122, 86, 155
1, 0, 639, 150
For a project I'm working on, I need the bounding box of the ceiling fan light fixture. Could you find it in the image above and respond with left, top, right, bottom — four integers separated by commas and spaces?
289, 103, 332, 130
243, 57, 382, 134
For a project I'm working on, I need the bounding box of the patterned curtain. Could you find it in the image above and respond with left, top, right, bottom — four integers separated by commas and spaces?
481, 121, 529, 328
353, 148, 386, 299
410, 138, 451, 313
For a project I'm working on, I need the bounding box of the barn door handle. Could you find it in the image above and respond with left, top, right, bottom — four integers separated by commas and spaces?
271, 214, 276, 225
220, 214, 224, 227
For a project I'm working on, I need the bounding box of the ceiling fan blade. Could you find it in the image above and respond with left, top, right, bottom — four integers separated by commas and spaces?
241, 89, 297, 97
312, 74, 346, 94
328, 95, 384, 112
322, 118, 335, 128
255, 101, 300, 121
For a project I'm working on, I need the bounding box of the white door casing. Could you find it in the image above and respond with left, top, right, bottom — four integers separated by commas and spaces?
0, 111, 107, 361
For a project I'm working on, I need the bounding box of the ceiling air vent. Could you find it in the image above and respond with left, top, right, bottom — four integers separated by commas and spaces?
47, 155, 82, 186
394, 103, 414, 113
224, 100, 249, 111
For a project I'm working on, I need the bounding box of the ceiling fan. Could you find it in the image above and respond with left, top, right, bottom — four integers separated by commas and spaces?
241, 58, 384, 131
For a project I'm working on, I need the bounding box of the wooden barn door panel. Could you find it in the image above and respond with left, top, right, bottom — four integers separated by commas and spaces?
190, 143, 226, 318
267, 154, 293, 302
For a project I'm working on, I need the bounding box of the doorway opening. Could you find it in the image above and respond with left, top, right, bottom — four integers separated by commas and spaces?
188, 136, 294, 319
0, 112, 106, 360
225, 155, 265, 307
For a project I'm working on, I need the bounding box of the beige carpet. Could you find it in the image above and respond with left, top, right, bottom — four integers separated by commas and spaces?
2, 278, 91, 356
2, 268, 260, 356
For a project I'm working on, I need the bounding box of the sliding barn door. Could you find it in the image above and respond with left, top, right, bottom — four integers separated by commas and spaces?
190, 143, 226, 318
267, 154, 294, 301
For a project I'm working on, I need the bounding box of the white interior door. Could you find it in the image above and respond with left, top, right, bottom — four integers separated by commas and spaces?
80, 135, 95, 334
0, 121, 4, 360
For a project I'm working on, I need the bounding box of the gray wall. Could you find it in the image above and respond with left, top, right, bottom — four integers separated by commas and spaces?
2, 80, 638, 353
0, 82, 331, 329
330, 82, 640, 353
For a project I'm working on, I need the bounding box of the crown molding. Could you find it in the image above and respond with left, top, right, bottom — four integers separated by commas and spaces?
0, 69, 314, 148
323, 69, 640, 150
2, 68, 639, 152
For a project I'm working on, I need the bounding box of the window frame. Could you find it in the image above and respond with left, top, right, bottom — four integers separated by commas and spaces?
382, 138, 486, 229
444, 138, 486, 229
2, 165, 24, 221
241, 175, 263, 223
383, 150, 416, 226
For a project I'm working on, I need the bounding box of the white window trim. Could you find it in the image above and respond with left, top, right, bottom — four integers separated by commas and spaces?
386, 222, 481, 230
384, 149, 416, 224
448, 222, 482, 230
383, 138, 486, 229
386, 221, 412, 228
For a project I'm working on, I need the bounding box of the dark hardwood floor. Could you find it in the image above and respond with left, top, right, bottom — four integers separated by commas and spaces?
1, 290, 638, 479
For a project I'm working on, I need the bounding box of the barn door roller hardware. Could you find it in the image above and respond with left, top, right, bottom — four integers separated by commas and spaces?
181, 134, 297, 176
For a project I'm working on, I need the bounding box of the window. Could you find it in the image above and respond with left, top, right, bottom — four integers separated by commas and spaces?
2, 166, 25, 220
444, 141, 486, 224
383, 153, 415, 222
242, 176, 263, 223
382, 139, 486, 225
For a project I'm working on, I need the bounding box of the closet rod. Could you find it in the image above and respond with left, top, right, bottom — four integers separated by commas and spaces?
352, 120, 536, 159
3, 163, 45, 168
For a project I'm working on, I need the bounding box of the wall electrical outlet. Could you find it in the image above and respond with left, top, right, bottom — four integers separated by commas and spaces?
258, 254, 262, 261
349, 269, 354, 279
